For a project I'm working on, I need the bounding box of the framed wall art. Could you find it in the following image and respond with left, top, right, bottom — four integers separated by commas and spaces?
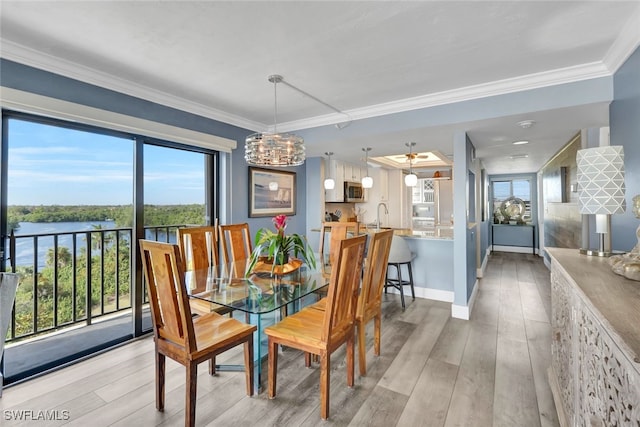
248, 167, 296, 217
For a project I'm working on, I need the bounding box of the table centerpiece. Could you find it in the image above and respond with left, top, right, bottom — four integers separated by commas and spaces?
247, 214, 316, 277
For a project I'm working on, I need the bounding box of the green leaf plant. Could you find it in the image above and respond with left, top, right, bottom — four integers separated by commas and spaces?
246, 214, 316, 276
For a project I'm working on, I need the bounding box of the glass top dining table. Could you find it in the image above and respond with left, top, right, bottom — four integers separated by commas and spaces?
184, 253, 329, 391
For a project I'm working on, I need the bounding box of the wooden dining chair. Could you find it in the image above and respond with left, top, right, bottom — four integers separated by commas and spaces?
318, 221, 361, 271
310, 229, 393, 376
354, 229, 393, 375
219, 223, 253, 277
264, 234, 367, 420
177, 224, 232, 317
139, 240, 256, 427
177, 224, 219, 269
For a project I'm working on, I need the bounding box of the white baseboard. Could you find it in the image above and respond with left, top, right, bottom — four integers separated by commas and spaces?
477, 251, 489, 278
451, 304, 469, 320
385, 286, 454, 303
451, 278, 479, 320
492, 245, 538, 255
420, 287, 454, 303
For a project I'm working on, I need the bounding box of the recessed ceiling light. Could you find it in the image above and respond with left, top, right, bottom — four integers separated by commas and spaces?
510, 154, 529, 159
513, 140, 529, 145
517, 120, 535, 129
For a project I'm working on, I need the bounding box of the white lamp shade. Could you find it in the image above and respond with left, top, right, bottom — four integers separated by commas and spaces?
362, 176, 373, 189
405, 173, 418, 187
324, 178, 335, 190
577, 145, 626, 215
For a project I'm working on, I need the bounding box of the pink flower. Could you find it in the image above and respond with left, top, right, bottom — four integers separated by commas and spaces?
272, 215, 287, 232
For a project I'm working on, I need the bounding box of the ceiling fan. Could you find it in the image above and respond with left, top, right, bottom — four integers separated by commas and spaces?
392, 153, 430, 162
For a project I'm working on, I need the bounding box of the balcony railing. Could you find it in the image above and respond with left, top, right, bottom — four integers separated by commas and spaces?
4, 224, 188, 343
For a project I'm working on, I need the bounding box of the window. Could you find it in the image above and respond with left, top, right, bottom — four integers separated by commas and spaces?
491, 178, 532, 223
1, 110, 219, 385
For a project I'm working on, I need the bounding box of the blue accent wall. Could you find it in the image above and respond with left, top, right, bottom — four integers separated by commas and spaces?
229, 149, 307, 236
480, 219, 490, 261
405, 238, 454, 291
611, 47, 640, 251
453, 132, 477, 306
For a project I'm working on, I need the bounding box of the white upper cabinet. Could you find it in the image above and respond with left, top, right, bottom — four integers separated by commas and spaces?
324, 159, 345, 202
343, 163, 364, 183
324, 159, 369, 202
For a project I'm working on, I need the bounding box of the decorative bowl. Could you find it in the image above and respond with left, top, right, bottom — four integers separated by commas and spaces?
500, 196, 526, 222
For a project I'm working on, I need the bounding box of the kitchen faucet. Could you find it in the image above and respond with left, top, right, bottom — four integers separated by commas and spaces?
377, 202, 388, 230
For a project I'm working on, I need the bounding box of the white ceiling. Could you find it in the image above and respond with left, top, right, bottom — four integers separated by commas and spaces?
1, 1, 639, 174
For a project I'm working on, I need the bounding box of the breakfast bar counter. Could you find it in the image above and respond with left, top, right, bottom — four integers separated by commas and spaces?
311, 225, 454, 302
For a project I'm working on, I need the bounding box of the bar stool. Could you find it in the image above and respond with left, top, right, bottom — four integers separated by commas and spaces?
385, 235, 416, 310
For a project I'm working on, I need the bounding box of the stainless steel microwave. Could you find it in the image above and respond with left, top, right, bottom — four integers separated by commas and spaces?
344, 181, 366, 202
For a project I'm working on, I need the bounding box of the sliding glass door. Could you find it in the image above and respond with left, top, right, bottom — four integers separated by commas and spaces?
1, 111, 219, 384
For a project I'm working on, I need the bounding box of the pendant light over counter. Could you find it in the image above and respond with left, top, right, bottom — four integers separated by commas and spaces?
361, 147, 373, 188
405, 142, 418, 187
324, 152, 335, 190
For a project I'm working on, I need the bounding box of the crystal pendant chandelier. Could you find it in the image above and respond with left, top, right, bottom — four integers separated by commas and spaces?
404, 142, 418, 187
245, 75, 305, 166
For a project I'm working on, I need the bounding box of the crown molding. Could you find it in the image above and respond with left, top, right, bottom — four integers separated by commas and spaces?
602, 7, 640, 73
0, 39, 265, 132
1, 37, 620, 135
278, 61, 612, 132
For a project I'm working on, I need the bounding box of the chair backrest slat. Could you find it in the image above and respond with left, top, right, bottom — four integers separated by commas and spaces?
319, 221, 360, 268
321, 234, 367, 344
219, 223, 252, 262
140, 240, 196, 352
219, 223, 252, 278
177, 225, 219, 271
357, 229, 394, 319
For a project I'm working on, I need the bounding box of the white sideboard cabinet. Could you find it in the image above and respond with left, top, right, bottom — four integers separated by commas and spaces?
547, 248, 640, 426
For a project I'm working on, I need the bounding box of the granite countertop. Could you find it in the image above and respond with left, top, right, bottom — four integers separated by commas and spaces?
311, 226, 453, 240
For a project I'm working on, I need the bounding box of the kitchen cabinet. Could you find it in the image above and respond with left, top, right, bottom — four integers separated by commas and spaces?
412, 178, 454, 227
343, 163, 364, 182
350, 168, 402, 226
324, 159, 345, 202
324, 159, 367, 203
363, 168, 388, 204
412, 179, 436, 204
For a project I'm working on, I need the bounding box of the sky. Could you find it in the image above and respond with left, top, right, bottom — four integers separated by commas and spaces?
7, 118, 206, 205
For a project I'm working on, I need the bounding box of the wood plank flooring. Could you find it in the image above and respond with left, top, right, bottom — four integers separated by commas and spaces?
0, 252, 559, 426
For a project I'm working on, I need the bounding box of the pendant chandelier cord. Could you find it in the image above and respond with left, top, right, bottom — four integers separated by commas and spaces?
273, 77, 277, 133
407, 142, 415, 174
245, 74, 305, 167
268, 74, 283, 133
363, 147, 371, 175
278, 77, 352, 128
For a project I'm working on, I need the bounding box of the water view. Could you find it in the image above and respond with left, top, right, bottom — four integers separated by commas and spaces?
11, 221, 117, 268
10, 221, 180, 268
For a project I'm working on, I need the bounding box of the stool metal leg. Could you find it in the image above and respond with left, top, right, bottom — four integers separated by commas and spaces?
386, 263, 407, 310
406, 262, 415, 301
396, 263, 406, 310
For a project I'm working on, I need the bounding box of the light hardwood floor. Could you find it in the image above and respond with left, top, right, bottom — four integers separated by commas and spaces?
0, 252, 559, 426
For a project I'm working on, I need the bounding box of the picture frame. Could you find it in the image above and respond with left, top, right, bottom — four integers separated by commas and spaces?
545, 166, 567, 203
248, 167, 296, 217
